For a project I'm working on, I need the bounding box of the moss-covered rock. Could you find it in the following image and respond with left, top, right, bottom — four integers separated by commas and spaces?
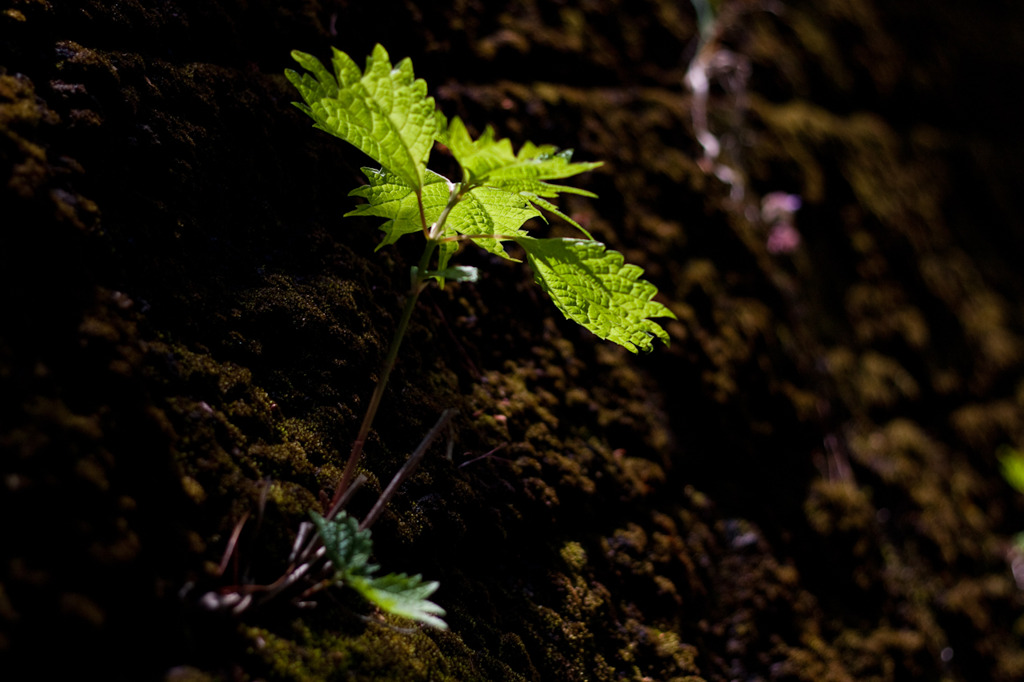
4, 0, 1024, 680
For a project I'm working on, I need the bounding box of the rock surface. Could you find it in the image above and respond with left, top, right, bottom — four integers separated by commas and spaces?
3, 1, 1024, 680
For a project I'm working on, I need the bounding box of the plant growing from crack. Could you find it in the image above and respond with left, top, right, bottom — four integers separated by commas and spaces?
201, 44, 674, 629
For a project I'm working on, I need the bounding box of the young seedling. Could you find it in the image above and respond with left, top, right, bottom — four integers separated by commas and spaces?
199, 45, 674, 629
286, 44, 674, 502
276, 44, 674, 626
199, 409, 455, 627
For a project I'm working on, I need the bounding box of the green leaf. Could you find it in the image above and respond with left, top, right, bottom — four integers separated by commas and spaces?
286, 45, 440, 191
445, 117, 602, 237
348, 573, 448, 630
516, 237, 675, 353
446, 117, 602, 188
445, 187, 537, 260
310, 511, 376, 578
310, 511, 447, 628
347, 166, 536, 260
347, 167, 451, 248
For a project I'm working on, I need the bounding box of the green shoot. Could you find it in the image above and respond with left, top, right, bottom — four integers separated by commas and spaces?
283, 45, 676, 624
310, 511, 447, 629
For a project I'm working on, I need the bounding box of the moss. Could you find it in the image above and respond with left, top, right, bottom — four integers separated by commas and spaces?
559, 541, 588, 572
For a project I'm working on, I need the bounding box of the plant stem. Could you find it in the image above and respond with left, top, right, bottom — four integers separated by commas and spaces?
329, 181, 465, 512
329, 240, 437, 510
360, 408, 457, 530
428, 182, 463, 240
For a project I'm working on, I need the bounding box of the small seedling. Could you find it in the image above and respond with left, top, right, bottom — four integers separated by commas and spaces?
199, 410, 455, 628
202, 45, 674, 629
282, 43, 673, 626
286, 42, 674, 490
310, 510, 447, 629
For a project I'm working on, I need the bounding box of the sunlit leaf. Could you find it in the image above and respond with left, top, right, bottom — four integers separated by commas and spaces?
287, 45, 440, 191
516, 237, 675, 353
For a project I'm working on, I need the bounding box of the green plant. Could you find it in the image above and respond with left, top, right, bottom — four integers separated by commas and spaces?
201, 44, 674, 629
199, 409, 455, 627
310, 510, 447, 629
286, 44, 674, 496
